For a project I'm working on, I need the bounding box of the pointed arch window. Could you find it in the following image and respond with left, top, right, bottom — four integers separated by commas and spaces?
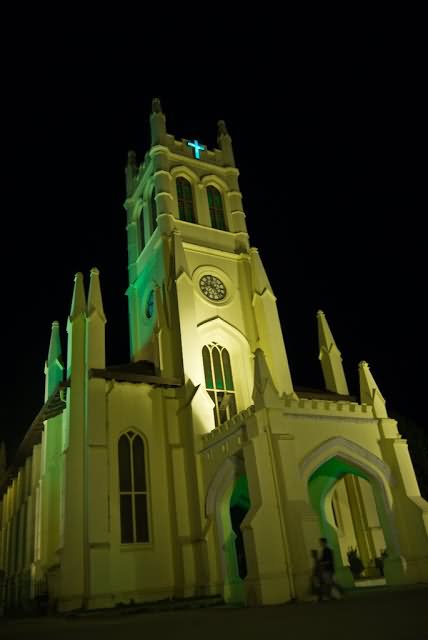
118, 431, 150, 543
207, 186, 226, 230
150, 187, 157, 234
176, 177, 195, 223
202, 342, 237, 426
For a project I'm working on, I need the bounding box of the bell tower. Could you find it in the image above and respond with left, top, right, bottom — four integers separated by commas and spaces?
124, 99, 294, 429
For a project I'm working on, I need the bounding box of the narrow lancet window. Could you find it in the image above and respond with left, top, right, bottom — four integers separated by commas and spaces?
207, 186, 226, 230
118, 431, 149, 543
177, 177, 195, 223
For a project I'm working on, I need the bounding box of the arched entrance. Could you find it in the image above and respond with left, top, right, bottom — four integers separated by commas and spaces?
206, 454, 250, 603
308, 455, 397, 586
230, 474, 250, 580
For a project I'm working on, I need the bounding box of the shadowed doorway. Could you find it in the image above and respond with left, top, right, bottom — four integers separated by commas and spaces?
230, 474, 250, 580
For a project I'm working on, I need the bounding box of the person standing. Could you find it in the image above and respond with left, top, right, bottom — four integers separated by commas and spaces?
319, 537, 343, 600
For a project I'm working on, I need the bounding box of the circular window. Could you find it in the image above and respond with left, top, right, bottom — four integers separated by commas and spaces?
199, 275, 226, 301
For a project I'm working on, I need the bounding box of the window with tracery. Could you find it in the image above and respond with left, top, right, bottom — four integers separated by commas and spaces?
202, 342, 237, 426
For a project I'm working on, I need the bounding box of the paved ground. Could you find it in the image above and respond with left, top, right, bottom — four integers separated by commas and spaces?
1, 585, 427, 640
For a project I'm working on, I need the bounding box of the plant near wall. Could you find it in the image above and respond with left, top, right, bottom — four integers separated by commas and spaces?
347, 547, 364, 578
374, 548, 388, 577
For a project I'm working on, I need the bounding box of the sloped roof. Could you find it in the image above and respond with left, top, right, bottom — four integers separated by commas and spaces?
90, 360, 182, 386
294, 385, 357, 402
0, 386, 66, 498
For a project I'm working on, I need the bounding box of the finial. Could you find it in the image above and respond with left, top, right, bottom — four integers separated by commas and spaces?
152, 98, 162, 114
216, 119, 235, 166
87, 266, 106, 322
358, 360, 387, 417
125, 151, 138, 197
317, 310, 325, 317
217, 120, 228, 136
127, 150, 137, 166
69, 272, 86, 321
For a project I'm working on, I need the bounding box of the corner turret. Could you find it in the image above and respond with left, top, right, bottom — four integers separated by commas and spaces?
150, 97, 167, 146
317, 310, 349, 395
217, 119, 235, 167
87, 267, 106, 369
44, 320, 64, 399
358, 361, 388, 418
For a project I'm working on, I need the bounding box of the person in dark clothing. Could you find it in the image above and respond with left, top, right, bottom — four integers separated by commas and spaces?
318, 538, 343, 600
310, 549, 322, 598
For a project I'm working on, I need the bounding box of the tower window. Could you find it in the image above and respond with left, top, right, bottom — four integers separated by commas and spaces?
176, 177, 195, 223
202, 343, 237, 426
150, 187, 157, 234
207, 186, 226, 230
118, 431, 150, 543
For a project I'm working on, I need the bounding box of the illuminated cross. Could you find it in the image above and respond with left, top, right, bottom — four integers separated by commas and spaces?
187, 139, 205, 159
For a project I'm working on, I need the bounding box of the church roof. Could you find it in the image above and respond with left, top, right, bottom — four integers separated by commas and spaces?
90, 360, 182, 387
0, 386, 66, 499
294, 386, 357, 402
0, 361, 182, 498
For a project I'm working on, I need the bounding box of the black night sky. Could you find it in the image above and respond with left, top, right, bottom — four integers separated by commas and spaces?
0, 42, 426, 472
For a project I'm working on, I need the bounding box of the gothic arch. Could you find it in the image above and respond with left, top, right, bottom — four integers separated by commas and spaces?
206, 456, 244, 519
300, 436, 401, 558
170, 165, 199, 184
300, 436, 393, 493
200, 174, 229, 192
205, 455, 246, 602
197, 317, 253, 411
117, 428, 151, 544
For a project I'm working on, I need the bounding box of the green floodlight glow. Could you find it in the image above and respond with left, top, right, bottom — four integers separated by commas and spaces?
187, 139, 205, 159
230, 474, 250, 511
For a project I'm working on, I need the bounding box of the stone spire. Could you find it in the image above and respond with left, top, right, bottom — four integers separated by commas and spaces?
217, 119, 235, 167
66, 272, 87, 377
45, 320, 64, 398
252, 348, 283, 410
87, 268, 106, 369
358, 361, 388, 418
317, 310, 349, 395
69, 272, 86, 322
125, 150, 138, 197
150, 97, 167, 146
87, 267, 106, 322
47, 320, 62, 365
250, 247, 274, 295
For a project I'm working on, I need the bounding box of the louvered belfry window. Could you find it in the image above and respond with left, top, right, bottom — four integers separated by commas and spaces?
207, 186, 226, 230
176, 177, 195, 223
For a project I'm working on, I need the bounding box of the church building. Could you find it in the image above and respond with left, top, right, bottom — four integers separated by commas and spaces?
1, 99, 428, 613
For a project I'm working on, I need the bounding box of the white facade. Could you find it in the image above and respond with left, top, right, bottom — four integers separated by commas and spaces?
1, 100, 428, 613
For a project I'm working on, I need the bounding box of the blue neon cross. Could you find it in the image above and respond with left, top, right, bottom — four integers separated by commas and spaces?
187, 139, 205, 159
